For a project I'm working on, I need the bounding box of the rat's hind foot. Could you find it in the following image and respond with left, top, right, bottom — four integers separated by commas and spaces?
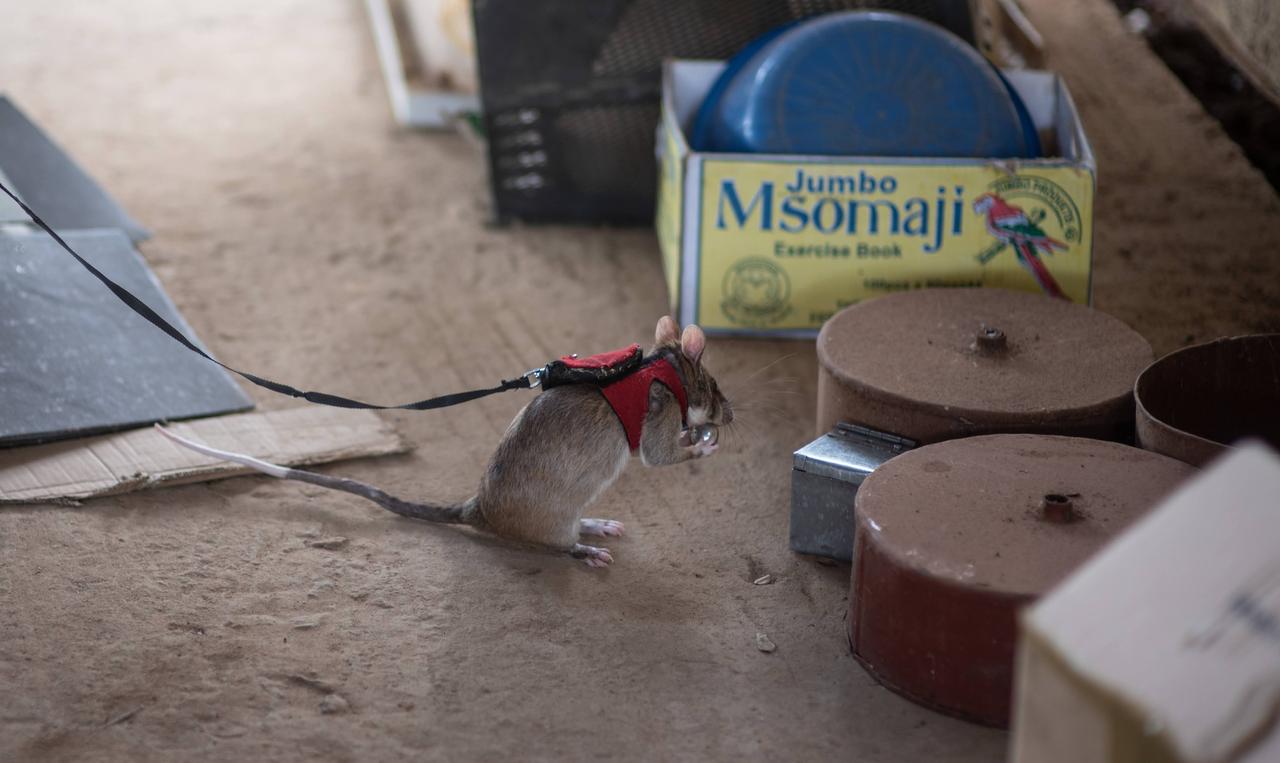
570, 543, 614, 568
579, 518, 625, 537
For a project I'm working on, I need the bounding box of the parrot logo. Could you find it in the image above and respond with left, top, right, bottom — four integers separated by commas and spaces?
973, 192, 1068, 299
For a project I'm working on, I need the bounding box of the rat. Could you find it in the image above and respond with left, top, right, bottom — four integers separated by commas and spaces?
157, 316, 733, 568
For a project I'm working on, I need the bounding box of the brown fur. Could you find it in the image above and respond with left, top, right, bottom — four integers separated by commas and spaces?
466, 317, 733, 564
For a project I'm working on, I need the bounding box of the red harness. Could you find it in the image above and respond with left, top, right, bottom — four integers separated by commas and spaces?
557, 345, 689, 452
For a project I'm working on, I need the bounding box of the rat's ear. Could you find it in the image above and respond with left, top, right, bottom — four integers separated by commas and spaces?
655, 315, 680, 346
680, 325, 706, 363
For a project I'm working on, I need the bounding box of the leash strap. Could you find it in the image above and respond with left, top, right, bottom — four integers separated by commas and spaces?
0, 179, 534, 410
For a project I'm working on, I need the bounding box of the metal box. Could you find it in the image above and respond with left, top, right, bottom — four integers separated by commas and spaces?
790, 423, 914, 560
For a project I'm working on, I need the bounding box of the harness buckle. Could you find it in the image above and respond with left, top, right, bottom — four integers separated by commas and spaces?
524, 367, 545, 388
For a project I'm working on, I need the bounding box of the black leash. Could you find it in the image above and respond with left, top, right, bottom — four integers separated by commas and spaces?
0, 179, 537, 410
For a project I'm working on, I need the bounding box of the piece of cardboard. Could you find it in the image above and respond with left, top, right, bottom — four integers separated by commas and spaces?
1010, 443, 1280, 763
656, 60, 1097, 337
0, 95, 149, 241
0, 228, 254, 446
0, 408, 411, 504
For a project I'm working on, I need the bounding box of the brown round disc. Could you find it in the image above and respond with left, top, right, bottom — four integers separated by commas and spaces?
816, 288, 1153, 442
1136, 334, 1280, 466
847, 434, 1195, 727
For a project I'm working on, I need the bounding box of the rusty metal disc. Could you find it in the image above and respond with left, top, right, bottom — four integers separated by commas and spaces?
816, 289, 1153, 443
847, 434, 1194, 727
1136, 334, 1280, 466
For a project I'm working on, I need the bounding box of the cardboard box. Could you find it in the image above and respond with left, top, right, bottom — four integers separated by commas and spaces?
1010, 443, 1280, 763
656, 60, 1097, 337
0, 408, 410, 504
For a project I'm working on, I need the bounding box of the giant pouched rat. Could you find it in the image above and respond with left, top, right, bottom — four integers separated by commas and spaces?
158, 316, 733, 567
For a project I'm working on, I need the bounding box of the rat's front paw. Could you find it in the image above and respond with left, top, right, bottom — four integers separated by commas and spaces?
681, 425, 720, 457
687, 440, 719, 458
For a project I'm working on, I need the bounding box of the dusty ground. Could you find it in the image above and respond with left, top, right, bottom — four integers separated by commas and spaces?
1, 1, 1277, 761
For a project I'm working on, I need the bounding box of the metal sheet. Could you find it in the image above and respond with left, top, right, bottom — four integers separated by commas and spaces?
0, 228, 252, 446
0, 165, 25, 224
0, 96, 149, 242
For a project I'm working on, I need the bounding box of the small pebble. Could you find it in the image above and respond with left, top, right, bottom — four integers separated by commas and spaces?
291, 615, 324, 630
308, 580, 337, 598
307, 537, 349, 550
755, 632, 777, 653
753, 574, 774, 586
319, 694, 350, 715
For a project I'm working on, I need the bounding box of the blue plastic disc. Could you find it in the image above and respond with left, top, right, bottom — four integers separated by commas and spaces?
697, 11, 1034, 158
690, 21, 799, 151
990, 66, 1042, 158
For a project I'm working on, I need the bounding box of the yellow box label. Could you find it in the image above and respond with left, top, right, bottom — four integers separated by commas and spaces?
695, 161, 1094, 330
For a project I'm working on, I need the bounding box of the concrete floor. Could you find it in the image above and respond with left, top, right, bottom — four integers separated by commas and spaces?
1, 1, 1277, 760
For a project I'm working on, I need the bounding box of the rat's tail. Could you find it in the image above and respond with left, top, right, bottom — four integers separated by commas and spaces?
155, 425, 475, 525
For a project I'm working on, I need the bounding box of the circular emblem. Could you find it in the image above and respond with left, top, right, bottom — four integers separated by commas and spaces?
721, 258, 791, 326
